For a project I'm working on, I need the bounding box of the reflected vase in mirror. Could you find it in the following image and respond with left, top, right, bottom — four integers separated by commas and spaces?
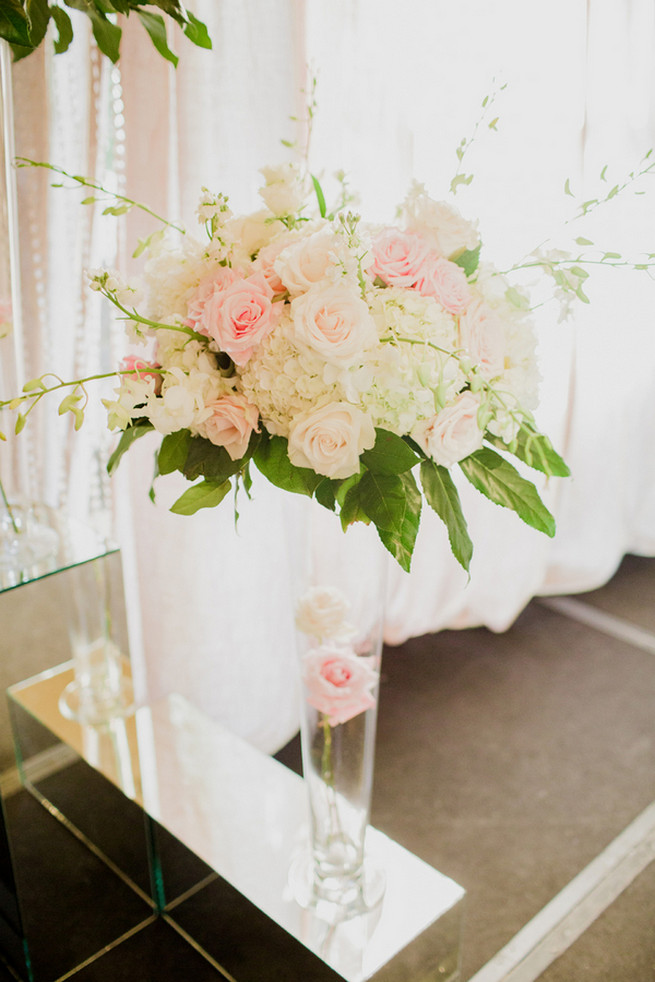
0, 494, 59, 589
59, 556, 134, 726
289, 502, 388, 919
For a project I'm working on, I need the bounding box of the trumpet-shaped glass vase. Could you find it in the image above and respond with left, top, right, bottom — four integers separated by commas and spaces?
289, 502, 388, 918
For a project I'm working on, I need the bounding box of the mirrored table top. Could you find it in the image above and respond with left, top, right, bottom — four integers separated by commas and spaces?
9, 664, 465, 981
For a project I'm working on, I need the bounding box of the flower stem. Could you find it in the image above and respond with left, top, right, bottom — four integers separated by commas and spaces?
14, 159, 185, 234
0, 477, 18, 534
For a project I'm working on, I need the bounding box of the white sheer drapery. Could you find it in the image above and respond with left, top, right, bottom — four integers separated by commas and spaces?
5, 0, 655, 752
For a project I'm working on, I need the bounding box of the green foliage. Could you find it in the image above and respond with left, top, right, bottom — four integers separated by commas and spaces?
0, 0, 32, 48
360, 429, 420, 475
170, 479, 230, 516
420, 459, 473, 573
487, 423, 570, 478
311, 174, 327, 219
183, 433, 254, 483
459, 447, 556, 537
372, 470, 422, 573
4, 0, 211, 64
156, 428, 191, 475
453, 243, 481, 277
136, 10, 178, 67
106, 419, 154, 474
253, 433, 323, 497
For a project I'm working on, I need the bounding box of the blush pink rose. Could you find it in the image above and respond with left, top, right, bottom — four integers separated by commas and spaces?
194, 273, 279, 366
459, 298, 505, 378
411, 391, 485, 468
302, 646, 377, 726
185, 266, 240, 333
252, 234, 295, 295
202, 394, 260, 460
416, 257, 472, 314
120, 355, 162, 395
368, 229, 431, 288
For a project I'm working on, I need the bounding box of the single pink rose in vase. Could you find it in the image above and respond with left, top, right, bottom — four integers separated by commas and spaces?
302, 645, 378, 726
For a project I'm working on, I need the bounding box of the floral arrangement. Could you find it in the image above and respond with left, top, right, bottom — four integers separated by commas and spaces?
5, 156, 572, 573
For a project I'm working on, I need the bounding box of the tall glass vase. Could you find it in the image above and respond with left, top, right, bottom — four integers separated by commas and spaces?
58, 555, 134, 726
290, 501, 388, 917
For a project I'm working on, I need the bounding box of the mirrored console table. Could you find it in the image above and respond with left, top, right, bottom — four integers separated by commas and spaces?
0, 520, 126, 981
6, 662, 465, 981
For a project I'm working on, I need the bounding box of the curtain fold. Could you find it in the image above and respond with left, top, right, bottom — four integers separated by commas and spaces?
5, 1, 655, 753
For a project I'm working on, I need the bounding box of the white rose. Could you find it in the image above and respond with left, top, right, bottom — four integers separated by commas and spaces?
274, 226, 336, 295
295, 586, 354, 640
288, 401, 376, 479
291, 283, 378, 367
412, 391, 484, 467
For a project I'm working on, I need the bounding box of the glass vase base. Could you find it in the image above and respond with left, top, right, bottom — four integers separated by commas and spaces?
58, 677, 135, 727
289, 850, 386, 923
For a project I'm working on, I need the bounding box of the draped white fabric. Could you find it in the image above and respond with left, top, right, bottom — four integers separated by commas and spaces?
6, 0, 655, 752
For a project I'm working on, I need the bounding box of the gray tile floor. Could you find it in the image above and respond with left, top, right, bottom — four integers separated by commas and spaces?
3, 554, 654, 980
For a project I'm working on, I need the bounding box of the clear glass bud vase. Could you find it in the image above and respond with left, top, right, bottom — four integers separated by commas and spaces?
290, 500, 388, 917
58, 556, 133, 726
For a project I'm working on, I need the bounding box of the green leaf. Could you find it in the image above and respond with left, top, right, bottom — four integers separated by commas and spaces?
450, 173, 474, 193
311, 174, 327, 219
157, 428, 191, 475
452, 242, 481, 276
183, 10, 211, 48
183, 434, 251, 483
360, 429, 420, 475
253, 434, 322, 497
314, 478, 337, 512
487, 423, 570, 478
137, 10, 178, 67
564, 178, 574, 196
505, 286, 530, 310
143, 0, 186, 24
340, 477, 370, 530
26, 0, 49, 47
170, 479, 231, 515
575, 236, 594, 246
0, 1, 32, 48
102, 203, 131, 216
420, 459, 473, 573
459, 448, 556, 537
66, 0, 122, 62
355, 472, 406, 533
107, 420, 154, 474
374, 470, 422, 573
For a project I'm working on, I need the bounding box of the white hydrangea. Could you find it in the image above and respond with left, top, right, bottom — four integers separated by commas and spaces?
142, 234, 216, 322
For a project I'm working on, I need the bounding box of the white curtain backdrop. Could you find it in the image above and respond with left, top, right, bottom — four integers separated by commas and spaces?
6, 0, 655, 752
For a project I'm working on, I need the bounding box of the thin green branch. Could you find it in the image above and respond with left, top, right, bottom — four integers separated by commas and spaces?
14, 158, 185, 234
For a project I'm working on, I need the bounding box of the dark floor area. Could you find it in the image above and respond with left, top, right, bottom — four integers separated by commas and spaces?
2, 554, 654, 981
